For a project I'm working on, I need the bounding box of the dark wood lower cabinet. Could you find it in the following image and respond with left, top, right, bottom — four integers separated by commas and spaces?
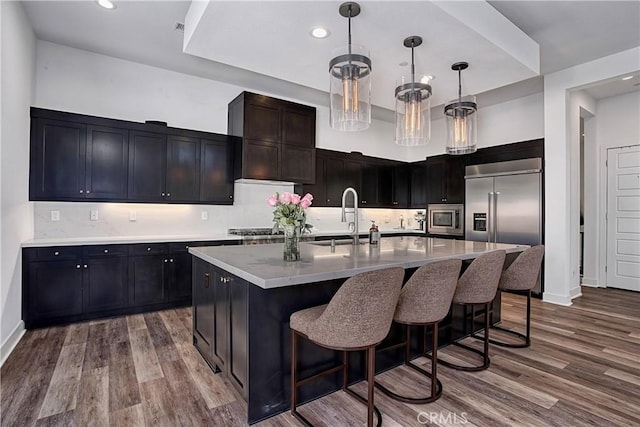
22, 240, 232, 329
192, 258, 248, 398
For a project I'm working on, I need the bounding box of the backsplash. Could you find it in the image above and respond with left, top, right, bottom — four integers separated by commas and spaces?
33, 181, 425, 238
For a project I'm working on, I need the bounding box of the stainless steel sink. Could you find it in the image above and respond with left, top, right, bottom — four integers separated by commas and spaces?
309, 239, 367, 247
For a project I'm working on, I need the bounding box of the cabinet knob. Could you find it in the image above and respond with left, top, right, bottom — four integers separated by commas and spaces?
86, 190, 91, 194
169, 259, 174, 263
185, 245, 189, 249
229, 195, 233, 199
147, 247, 151, 252
76, 264, 81, 269
104, 249, 109, 253
204, 273, 210, 288
79, 190, 84, 194
54, 251, 59, 256
167, 193, 171, 197
164, 259, 168, 263
83, 264, 88, 269
362, 200, 367, 204
161, 192, 165, 196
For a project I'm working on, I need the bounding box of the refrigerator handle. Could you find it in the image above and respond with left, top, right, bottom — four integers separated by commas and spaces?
487, 192, 493, 243
493, 192, 500, 243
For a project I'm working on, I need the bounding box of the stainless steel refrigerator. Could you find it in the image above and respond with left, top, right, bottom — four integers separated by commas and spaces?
465, 158, 543, 292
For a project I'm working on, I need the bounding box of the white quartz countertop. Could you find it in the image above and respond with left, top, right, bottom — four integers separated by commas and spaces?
21, 229, 424, 248
189, 236, 528, 289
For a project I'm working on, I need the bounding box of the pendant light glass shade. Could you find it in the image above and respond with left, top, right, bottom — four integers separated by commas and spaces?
395, 36, 431, 146
445, 62, 477, 155
329, 2, 372, 131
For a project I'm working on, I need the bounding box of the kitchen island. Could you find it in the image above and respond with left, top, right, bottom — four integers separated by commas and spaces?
189, 236, 527, 424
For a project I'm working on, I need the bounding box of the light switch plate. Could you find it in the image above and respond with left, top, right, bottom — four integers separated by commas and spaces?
51, 210, 60, 221
90, 210, 99, 221
201, 211, 208, 220
129, 211, 137, 221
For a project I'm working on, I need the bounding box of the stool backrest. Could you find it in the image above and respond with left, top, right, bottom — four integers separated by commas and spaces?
309, 267, 404, 349
454, 250, 506, 304
500, 245, 545, 291
394, 259, 462, 324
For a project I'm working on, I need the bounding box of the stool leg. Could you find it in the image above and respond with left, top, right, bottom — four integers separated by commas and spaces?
431, 323, 438, 398
484, 303, 490, 368
343, 351, 348, 390
367, 346, 375, 427
291, 329, 297, 415
525, 290, 531, 346
405, 325, 411, 365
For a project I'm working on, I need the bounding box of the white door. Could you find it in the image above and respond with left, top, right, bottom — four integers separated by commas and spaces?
607, 145, 640, 291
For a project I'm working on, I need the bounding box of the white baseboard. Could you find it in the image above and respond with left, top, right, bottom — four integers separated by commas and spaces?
581, 277, 600, 287
570, 285, 582, 299
1, 321, 25, 367
542, 292, 573, 306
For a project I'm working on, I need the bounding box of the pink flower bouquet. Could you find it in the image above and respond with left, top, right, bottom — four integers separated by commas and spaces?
267, 192, 314, 234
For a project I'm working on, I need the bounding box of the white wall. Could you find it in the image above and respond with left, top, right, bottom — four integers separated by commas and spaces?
406, 92, 544, 161
543, 47, 640, 305
592, 91, 640, 287
1, 1, 36, 363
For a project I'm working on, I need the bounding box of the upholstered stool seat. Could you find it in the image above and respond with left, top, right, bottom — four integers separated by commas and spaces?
437, 250, 506, 372
290, 267, 404, 427
374, 259, 461, 404
485, 245, 545, 348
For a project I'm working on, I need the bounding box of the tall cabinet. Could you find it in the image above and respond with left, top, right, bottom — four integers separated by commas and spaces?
228, 92, 316, 184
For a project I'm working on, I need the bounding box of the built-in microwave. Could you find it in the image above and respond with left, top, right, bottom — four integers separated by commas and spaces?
427, 204, 464, 236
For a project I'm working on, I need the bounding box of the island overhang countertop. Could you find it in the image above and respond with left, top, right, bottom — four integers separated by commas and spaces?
189, 236, 528, 289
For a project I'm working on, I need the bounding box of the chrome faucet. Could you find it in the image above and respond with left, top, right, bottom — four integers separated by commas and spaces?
341, 187, 359, 245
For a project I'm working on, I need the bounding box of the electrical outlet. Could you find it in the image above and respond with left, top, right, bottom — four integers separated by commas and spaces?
51, 210, 60, 221
201, 211, 208, 220
90, 210, 99, 221
129, 211, 137, 222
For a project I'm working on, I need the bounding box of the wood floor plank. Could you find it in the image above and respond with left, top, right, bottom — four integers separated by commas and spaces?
144, 312, 181, 363
126, 314, 147, 332
83, 323, 110, 371
129, 328, 164, 384
73, 366, 109, 426
38, 343, 86, 419
108, 339, 141, 413
63, 322, 89, 346
139, 378, 181, 426
110, 403, 146, 427
605, 368, 640, 387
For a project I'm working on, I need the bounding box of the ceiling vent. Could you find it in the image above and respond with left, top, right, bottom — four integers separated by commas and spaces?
174, 22, 185, 32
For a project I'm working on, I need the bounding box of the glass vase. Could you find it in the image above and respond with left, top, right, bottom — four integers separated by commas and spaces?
283, 224, 301, 261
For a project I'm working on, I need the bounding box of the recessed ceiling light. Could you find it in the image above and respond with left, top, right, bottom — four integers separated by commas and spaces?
622, 75, 634, 80
310, 27, 330, 39
97, 0, 116, 10
421, 75, 434, 84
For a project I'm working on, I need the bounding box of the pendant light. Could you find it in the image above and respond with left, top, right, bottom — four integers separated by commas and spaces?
445, 62, 477, 155
395, 36, 432, 146
329, 2, 372, 131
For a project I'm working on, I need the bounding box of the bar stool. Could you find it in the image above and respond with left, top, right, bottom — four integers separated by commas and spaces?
438, 250, 506, 372
487, 245, 545, 348
374, 259, 461, 404
290, 267, 404, 427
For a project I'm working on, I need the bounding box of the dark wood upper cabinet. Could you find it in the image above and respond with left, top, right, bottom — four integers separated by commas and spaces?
31, 118, 86, 199
228, 92, 316, 184
426, 155, 465, 204
85, 125, 129, 200
200, 137, 235, 204
128, 131, 167, 201
409, 161, 428, 208
30, 108, 235, 205
392, 164, 410, 207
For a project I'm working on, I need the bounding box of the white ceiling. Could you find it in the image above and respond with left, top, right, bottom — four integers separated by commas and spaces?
22, 1, 640, 116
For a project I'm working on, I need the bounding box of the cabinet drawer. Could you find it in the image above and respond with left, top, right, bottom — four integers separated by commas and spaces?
29, 246, 82, 261
129, 243, 167, 256
83, 245, 128, 257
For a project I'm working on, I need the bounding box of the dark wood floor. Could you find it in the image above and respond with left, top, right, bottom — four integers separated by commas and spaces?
2, 287, 639, 426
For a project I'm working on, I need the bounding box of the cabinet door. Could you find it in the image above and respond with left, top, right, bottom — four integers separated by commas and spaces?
242, 139, 279, 181
426, 157, 446, 204
244, 101, 280, 143
85, 125, 129, 200
193, 259, 214, 362
280, 145, 315, 184
445, 156, 466, 203
83, 256, 128, 312
410, 162, 428, 208
282, 106, 315, 148
170, 252, 192, 303
31, 119, 86, 199
166, 135, 199, 202
129, 255, 168, 306
200, 138, 234, 203
212, 270, 229, 371
392, 164, 410, 207
360, 164, 378, 206
228, 276, 248, 395
302, 154, 326, 207
128, 131, 167, 201
344, 159, 362, 194
27, 260, 83, 323
324, 157, 346, 207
